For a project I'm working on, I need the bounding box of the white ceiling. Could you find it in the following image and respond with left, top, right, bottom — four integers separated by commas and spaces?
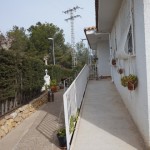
86, 0, 123, 50
98, 0, 123, 32
86, 32, 109, 50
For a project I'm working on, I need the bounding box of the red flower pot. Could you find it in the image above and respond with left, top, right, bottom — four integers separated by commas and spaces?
118, 69, 124, 74
112, 59, 116, 65
127, 82, 137, 91
51, 86, 57, 92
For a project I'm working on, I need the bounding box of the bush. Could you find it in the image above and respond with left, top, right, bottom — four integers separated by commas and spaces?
0, 50, 45, 103
121, 76, 128, 87
46, 65, 73, 82
0, 50, 17, 101
57, 128, 66, 137
0, 49, 76, 106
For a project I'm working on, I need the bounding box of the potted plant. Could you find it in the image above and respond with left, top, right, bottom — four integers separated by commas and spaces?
121, 76, 128, 87
57, 128, 66, 148
111, 59, 116, 66
69, 109, 80, 134
127, 74, 138, 91
50, 79, 57, 92
69, 115, 76, 134
118, 68, 124, 74
121, 74, 138, 90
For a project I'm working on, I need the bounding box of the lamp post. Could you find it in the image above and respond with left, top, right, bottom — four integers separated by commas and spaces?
48, 38, 55, 65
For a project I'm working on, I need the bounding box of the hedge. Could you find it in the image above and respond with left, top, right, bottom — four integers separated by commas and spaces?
0, 49, 73, 103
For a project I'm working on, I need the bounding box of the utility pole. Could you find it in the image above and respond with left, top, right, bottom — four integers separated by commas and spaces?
63, 6, 82, 68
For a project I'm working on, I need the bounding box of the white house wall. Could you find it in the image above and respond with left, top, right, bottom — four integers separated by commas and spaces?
110, 0, 150, 147
97, 40, 111, 77
143, 0, 150, 147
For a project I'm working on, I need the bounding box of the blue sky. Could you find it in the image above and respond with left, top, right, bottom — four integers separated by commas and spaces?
0, 0, 95, 44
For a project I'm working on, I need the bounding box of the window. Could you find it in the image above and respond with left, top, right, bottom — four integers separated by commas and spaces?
128, 26, 133, 53
125, 25, 135, 55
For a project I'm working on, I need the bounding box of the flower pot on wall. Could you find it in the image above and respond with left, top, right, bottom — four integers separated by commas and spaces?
121, 76, 128, 87
112, 59, 116, 66
127, 74, 138, 91
121, 74, 138, 90
118, 68, 124, 74
127, 82, 137, 91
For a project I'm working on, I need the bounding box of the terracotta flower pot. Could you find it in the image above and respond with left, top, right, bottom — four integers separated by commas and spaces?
51, 86, 57, 92
112, 59, 116, 65
118, 68, 124, 74
127, 82, 137, 91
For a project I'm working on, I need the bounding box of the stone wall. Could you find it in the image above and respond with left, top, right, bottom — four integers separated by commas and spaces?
0, 92, 48, 139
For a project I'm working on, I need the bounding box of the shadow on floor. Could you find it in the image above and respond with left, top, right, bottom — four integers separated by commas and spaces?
73, 79, 145, 150
15, 90, 65, 150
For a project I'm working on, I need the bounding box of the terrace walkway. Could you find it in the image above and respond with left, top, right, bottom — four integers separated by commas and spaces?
71, 79, 145, 150
0, 90, 64, 150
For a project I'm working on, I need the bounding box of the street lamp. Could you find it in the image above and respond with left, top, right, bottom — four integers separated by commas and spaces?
48, 38, 55, 65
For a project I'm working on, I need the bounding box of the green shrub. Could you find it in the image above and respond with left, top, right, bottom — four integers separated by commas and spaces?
50, 79, 57, 86
121, 74, 138, 87
121, 76, 128, 87
0, 50, 45, 102
46, 65, 73, 82
57, 128, 66, 137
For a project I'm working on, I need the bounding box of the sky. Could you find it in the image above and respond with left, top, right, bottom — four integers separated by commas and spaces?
0, 0, 95, 44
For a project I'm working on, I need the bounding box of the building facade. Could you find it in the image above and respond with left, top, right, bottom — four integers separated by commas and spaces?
85, 0, 150, 148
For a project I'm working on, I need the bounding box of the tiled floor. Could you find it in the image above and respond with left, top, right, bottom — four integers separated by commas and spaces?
71, 79, 145, 150
0, 91, 64, 150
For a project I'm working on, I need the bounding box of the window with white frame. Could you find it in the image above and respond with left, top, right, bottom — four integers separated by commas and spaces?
128, 26, 133, 53
124, 22, 135, 55
118, 0, 135, 56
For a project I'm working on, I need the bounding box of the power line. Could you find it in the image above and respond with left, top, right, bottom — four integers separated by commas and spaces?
63, 6, 82, 68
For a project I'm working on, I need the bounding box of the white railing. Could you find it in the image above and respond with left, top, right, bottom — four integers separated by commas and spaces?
63, 65, 89, 150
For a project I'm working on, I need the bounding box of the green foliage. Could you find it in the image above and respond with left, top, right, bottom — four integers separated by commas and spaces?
0, 49, 73, 102
69, 109, 80, 134
121, 74, 138, 87
57, 128, 66, 137
0, 50, 44, 102
0, 50, 17, 100
128, 74, 138, 84
28, 23, 65, 58
76, 108, 80, 120
21, 56, 44, 92
121, 76, 128, 87
7, 26, 29, 53
27, 22, 72, 68
1, 22, 75, 69
46, 65, 73, 82
0, 22, 87, 103
50, 79, 57, 86
76, 42, 89, 66
69, 115, 76, 134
